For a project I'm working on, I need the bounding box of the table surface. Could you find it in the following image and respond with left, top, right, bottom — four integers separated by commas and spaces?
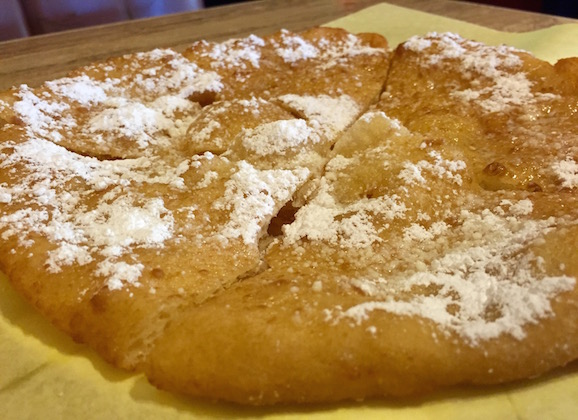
0, 0, 576, 90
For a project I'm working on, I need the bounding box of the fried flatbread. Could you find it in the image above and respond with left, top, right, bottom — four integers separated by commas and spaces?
0, 30, 577, 405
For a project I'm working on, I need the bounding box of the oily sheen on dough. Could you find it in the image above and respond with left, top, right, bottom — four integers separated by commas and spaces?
0, 28, 577, 405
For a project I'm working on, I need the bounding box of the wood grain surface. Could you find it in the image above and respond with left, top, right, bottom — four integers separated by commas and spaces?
0, 0, 576, 90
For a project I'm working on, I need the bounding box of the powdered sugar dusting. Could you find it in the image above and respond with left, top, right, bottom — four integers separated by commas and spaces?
284, 178, 407, 249
204, 35, 265, 71
274, 29, 319, 63
13, 86, 71, 142
335, 203, 575, 344
317, 33, 384, 69
278, 94, 360, 138
404, 32, 558, 113
283, 109, 576, 346
196, 170, 219, 189
96, 261, 145, 290
1, 28, 575, 357
214, 161, 309, 244
403, 221, 449, 242
0, 136, 187, 290
128, 49, 223, 99
85, 95, 200, 151
9, 49, 222, 159
398, 150, 466, 186
241, 119, 319, 156
46, 75, 108, 106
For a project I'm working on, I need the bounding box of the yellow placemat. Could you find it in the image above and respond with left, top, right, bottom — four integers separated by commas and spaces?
326, 2, 578, 62
2, 3, 578, 419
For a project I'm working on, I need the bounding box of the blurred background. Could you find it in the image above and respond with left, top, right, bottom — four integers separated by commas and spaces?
1, 0, 577, 42
469, 0, 578, 17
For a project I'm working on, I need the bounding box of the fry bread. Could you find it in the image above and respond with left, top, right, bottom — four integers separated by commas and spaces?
0, 29, 577, 405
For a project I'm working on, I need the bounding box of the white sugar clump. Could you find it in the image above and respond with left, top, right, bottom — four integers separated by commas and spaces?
204, 35, 265, 71
128, 50, 224, 99
403, 221, 449, 242
398, 150, 466, 186
241, 119, 318, 156
274, 30, 319, 63
190, 119, 222, 145
46, 75, 108, 106
78, 196, 174, 250
96, 261, 145, 290
552, 157, 578, 189
503, 198, 534, 216
13, 86, 71, 142
88, 99, 164, 148
0, 187, 12, 203
196, 170, 219, 189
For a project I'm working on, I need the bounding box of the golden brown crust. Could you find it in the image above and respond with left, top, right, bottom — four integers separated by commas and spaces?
379, 33, 578, 194
1, 29, 577, 405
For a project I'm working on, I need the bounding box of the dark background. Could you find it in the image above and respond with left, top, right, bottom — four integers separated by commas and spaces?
1, 0, 577, 42
465, 0, 578, 17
